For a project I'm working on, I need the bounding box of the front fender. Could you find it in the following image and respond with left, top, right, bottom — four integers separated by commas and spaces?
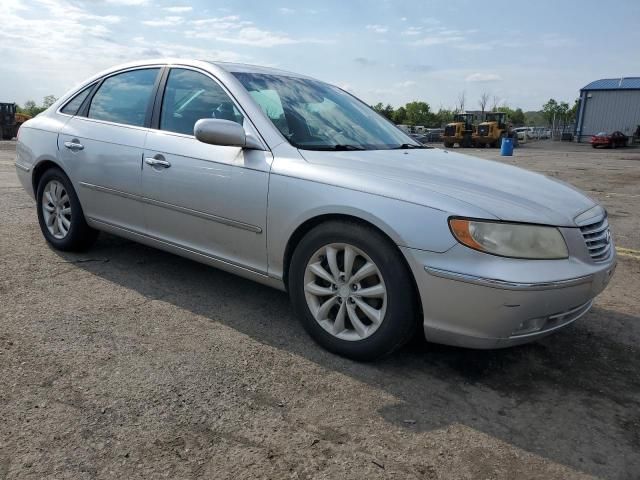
266, 172, 457, 281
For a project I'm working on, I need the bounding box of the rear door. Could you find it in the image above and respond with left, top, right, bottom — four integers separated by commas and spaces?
59, 67, 162, 232
141, 67, 271, 274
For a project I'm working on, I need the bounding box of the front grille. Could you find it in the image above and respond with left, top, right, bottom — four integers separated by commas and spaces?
580, 215, 612, 262
444, 125, 456, 136
478, 125, 489, 136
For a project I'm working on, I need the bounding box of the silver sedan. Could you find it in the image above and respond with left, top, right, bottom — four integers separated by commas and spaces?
15, 59, 616, 360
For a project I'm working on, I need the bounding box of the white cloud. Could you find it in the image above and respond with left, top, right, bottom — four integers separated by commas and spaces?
104, 0, 148, 5
465, 73, 502, 82
142, 16, 184, 27
163, 6, 193, 13
366, 24, 388, 34
395, 80, 417, 88
278, 7, 294, 14
0, 0, 247, 104
186, 15, 330, 47
216, 26, 300, 47
410, 35, 464, 46
402, 26, 422, 36
407, 25, 467, 46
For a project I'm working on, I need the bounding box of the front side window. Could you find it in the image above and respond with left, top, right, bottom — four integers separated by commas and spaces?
160, 68, 244, 136
61, 84, 94, 115
232, 72, 419, 151
88, 68, 160, 127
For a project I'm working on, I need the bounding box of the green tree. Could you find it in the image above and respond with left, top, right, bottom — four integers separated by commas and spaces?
510, 108, 525, 126
393, 106, 407, 124
542, 98, 559, 126
434, 108, 454, 126
20, 100, 38, 117
371, 102, 395, 120
404, 101, 431, 126
42, 95, 57, 109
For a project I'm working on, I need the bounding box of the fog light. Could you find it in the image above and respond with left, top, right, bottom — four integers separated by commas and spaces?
512, 317, 547, 336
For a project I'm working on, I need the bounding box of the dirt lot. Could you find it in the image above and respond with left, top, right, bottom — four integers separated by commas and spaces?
1, 139, 639, 479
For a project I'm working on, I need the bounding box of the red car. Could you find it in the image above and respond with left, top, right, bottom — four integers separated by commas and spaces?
591, 131, 628, 148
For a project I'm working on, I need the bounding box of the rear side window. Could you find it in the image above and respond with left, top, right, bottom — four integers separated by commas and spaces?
160, 68, 244, 136
88, 68, 160, 127
60, 85, 94, 115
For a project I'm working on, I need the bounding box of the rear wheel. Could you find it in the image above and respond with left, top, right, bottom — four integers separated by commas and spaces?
289, 221, 418, 361
36, 168, 98, 251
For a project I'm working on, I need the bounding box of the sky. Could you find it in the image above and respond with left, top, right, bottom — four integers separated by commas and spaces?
1, 0, 639, 111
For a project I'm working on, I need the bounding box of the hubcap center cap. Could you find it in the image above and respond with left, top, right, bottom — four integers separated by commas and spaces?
338, 284, 350, 299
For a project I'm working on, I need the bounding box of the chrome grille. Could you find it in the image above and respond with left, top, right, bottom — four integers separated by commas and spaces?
580, 215, 612, 262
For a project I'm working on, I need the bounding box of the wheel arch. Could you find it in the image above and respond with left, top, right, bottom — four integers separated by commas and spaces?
32, 158, 66, 194
281, 212, 423, 318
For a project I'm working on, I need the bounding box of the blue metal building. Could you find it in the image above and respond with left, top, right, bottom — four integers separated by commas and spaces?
575, 77, 640, 143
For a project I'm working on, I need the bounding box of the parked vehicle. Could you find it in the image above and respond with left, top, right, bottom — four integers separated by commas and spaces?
0, 102, 17, 139
15, 60, 616, 360
0, 103, 31, 139
473, 112, 509, 147
513, 127, 528, 141
442, 113, 475, 148
590, 131, 628, 148
425, 128, 443, 143
410, 133, 429, 145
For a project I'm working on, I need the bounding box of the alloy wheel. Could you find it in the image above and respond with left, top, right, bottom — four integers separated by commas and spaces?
41, 179, 72, 239
303, 243, 387, 341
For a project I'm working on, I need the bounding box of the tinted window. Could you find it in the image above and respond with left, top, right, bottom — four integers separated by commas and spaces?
61, 85, 94, 115
160, 68, 243, 136
89, 68, 159, 126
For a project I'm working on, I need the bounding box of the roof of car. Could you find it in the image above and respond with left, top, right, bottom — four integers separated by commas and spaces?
582, 77, 640, 91
207, 61, 313, 79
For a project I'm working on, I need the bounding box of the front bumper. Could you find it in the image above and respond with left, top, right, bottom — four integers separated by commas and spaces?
401, 240, 616, 349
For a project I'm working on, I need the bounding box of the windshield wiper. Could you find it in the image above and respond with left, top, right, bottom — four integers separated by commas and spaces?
332, 144, 366, 151
393, 143, 427, 149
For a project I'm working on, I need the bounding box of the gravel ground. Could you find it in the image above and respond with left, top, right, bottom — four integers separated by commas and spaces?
0, 139, 639, 479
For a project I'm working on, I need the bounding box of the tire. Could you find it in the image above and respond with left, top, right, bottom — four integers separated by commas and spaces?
592, 144, 597, 149
36, 167, 98, 251
443, 141, 453, 148
289, 220, 418, 361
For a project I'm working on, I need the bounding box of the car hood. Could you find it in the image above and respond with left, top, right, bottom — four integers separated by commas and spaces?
297, 147, 597, 226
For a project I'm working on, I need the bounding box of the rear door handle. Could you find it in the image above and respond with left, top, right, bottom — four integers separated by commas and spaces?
144, 157, 171, 168
64, 141, 84, 151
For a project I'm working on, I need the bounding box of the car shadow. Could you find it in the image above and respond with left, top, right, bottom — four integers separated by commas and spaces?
57, 233, 640, 479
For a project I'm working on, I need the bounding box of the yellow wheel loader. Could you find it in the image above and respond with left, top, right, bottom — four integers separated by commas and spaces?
473, 112, 509, 148
442, 113, 476, 148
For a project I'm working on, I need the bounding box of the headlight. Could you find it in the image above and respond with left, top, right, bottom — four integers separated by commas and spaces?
449, 218, 568, 259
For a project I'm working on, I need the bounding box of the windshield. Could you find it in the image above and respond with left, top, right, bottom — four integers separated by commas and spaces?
232, 72, 420, 151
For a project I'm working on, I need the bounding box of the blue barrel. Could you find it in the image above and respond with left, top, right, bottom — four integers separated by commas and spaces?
500, 137, 514, 156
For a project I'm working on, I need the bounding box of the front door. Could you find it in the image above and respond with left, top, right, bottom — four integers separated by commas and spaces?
141, 67, 271, 274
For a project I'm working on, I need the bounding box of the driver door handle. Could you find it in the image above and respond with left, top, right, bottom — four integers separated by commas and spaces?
144, 157, 171, 168
64, 141, 84, 151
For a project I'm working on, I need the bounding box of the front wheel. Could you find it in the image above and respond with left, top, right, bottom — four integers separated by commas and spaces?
289, 221, 418, 361
36, 167, 99, 251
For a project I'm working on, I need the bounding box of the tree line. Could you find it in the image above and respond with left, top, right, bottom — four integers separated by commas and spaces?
16, 95, 58, 117
371, 95, 579, 128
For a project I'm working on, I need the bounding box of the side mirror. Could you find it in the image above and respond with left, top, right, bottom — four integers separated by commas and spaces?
194, 119, 264, 150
